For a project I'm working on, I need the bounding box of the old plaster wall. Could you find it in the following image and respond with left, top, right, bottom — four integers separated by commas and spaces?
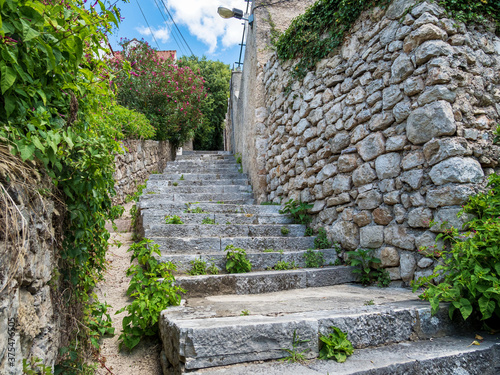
230, 0, 316, 202
0, 172, 63, 374
240, 0, 500, 284
114, 139, 175, 204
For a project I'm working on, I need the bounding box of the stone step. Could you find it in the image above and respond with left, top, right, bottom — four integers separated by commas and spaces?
141, 213, 293, 226
174, 266, 353, 297
175, 155, 234, 161
144, 185, 252, 195
181, 335, 500, 375
157, 249, 338, 273
150, 173, 247, 181
144, 224, 307, 238
158, 285, 460, 373
151, 236, 316, 253
163, 166, 241, 173
139, 192, 254, 203
138, 203, 282, 214
147, 179, 250, 187
166, 160, 238, 166
181, 151, 231, 155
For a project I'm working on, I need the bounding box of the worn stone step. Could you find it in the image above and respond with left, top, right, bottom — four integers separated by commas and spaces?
181, 335, 500, 375
174, 266, 356, 298
139, 192, 254, 203
147, 179, 250, 188
166, 160, 238, 166
144, 185, 252, 195
157, 249, 338, 273
144, 224, 306, 238
138, 203, 282, 214
151, 236, 316, 253
180, 151, 231, 155
150, 173, 247, 181
163, 167, 241, 174
141, 213, 293, 227
158, 285, 461, 373
175, 155, 234, 161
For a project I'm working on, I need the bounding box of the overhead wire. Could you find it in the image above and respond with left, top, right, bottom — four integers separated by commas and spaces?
152, 0, 188, 56
135, 0, 161, 49
159, 0, 195, 56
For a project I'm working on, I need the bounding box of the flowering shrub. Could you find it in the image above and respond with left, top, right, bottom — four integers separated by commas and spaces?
110, 40, 206, 147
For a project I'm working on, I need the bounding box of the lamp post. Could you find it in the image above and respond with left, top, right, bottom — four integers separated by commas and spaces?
217, 1, 253, 69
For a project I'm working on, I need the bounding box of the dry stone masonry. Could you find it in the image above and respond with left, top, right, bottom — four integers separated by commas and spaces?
261, 0, 500, 284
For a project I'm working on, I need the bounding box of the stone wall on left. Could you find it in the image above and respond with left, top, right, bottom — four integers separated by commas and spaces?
114, 140, 175, 204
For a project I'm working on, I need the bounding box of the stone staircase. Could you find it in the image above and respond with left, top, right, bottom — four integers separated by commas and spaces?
137, 151, 500, 375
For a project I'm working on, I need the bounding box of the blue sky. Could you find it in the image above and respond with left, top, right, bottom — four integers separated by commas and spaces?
108, 0, 250, 68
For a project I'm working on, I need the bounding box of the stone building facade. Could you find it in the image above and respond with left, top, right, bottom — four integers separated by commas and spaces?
229, 0, 500, 284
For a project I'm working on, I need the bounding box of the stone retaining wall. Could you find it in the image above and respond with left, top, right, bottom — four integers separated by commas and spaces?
258, 0, 500, 284
114, 139, 175, 204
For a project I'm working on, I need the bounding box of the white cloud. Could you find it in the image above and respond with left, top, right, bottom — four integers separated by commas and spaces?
163, 0, 247, 54
136, 22, 172, 43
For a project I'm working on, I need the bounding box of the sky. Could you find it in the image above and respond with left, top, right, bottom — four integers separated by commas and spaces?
108, 0, 251, 68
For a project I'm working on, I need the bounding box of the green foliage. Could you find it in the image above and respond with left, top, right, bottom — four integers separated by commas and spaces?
303, 249, 325, 268
438, 0, 500, 25
319, 326, 353, 362
117, 239, 183, 350
184, 203, 208, 213
281, 226, 290, 235
111, 40, 206, 148
23, 358, 53, 375
260, 201, 280, 205
164, 215, 184, 224
109, 105, 155, 140
364, 300, 375, 306
314, 228, 332, 249
273, 260, 298, 270
279, 199, 313, 225
179, 174, 185, 180
172, 182, 178, 186
280, 330, 310, 363
86, 300, 114, 349
188, 258, 208, 275
125, 183, 147, 203
202, 217, 216, 224
240, 309, 250, 316
225, 245, 252, 273
276, 0, 391, 79
305, 227, 314, 237
346, 249, 386, 286
377, 268, 391, 287
235, 153, 242, 165
207, 263, 220, 275
413, 165, 500, 322
178, 56, 231, 151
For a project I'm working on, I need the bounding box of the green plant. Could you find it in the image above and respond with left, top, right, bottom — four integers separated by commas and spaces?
188, 258, 208, 276
117, 239, 183, 350
263, 248, 275, 253
23, 358, 53, 375
280, 330, 311, 363
305, 227, 314, 236
164, 215, 184, 224
346, 249, 383, 286
202, 217, 216, 224
303, 249, 325, 268
173, 182, 178, 186
207, 263, 220, 275
184, 204, 208, 214
377, 269, 391, 288
279, 199, 313, 225
216, 201, 224, 204
235, 153, 242, 164
333, 258, 342, 266
260, 201, 280, 205
437, 0, 500, 25
240, 310, 250, 316
281, 226, 290, 235
86, 300, 115, 349
314, 228, 332, 249
225, 245, 252, 273
273, 261, 298, 270
179, 174, 185, 180
364, 300, 375, 306
413, 158, 500, 323
318, 326, 353, 362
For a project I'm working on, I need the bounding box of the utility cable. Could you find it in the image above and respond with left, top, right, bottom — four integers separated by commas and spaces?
160, 0, 195, 56
152, 0, 188, 56
135, 0, 161, 49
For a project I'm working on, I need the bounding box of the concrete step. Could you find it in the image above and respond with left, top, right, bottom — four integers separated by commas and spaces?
158, 285, 463, 373
144, 185, 252, 195
144, 224, 307, 238
149, 173, 247, 181
147, 179, 250, 188
141, 213, 293, 226
174, 266, 355, 297
181, 335, 500, 375
157, 249, 338, 273
138, 203, 282, 214
151, 236, 316, 253
139, 192, 254, 203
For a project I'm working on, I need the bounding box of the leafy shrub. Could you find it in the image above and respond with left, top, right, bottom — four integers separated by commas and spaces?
164, 215, 184, 224
346, 249, 387, 286
314, 228, 332, 249
86, 300, 115, 349
319, 326, 353, 362
437, 0, 500, 25
281, 226, 290, 235
188, 258, 207, 276
110, 105, 155, 140
413, 169, 500, 322
225, 245, 252, 273
279, 199, 313, 225
303, 249, 325, 268
117, 239, 183, 350
111, 40, 206, 147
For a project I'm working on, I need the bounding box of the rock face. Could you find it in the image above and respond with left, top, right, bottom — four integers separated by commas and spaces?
238, 0, 500, 284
